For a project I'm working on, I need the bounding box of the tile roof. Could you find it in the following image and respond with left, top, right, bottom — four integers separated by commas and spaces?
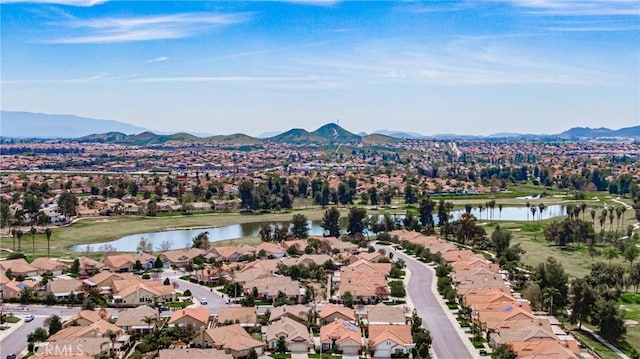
168, 306, 211, 326
320, 319, 362, 345
368, 324, 413, 348
202, 324, 263, 352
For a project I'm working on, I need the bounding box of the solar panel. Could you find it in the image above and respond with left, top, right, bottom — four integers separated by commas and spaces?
343, 320, 358, 332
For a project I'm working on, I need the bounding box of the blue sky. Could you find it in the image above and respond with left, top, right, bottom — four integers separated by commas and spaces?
1, 0, 638, 136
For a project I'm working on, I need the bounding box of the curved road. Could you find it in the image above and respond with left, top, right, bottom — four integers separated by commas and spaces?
392, 249, 476, 359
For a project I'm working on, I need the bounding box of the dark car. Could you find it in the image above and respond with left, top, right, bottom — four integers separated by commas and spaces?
7, 353, 17, 359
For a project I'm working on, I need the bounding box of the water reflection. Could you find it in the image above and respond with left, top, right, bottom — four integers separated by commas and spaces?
72, 204, 566, 252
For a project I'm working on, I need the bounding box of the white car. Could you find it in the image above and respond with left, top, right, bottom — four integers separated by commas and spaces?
200, 297, 208, 305
24, 315, 35, 322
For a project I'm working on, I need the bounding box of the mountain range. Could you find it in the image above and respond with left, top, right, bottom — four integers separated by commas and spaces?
1, 111, 638, 145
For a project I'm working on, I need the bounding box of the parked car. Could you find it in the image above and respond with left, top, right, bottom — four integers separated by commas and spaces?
7, 353, 17, 359
200, 297, 208, 305
24, 315, 34, 322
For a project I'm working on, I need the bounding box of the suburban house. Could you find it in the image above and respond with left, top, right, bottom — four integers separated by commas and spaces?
159, 248, 204, 268
194, 324, 264, 358
114, 305, 158, 332
168, 307, 211, 329
84, 271, 135, 290
0, 258, 39, 277
64, 309, 111, 327
48, 320, 123, 341
256, 242, 285, 258
320, 305, 356, 325
319, 319, 362, 355
295, 254, 333, 267
282, 240, 308, 255
368, 324, 414, 358
320, 237, 358, 253
31, 257, 69, 276
216, 306, 257, 327
1, 279, 37, 299
158, 348, 233, 359
207, 246, 243, 263
47, 278, 84, 299
111, 278, 175, 305
366, 303, 406, 325
265, 317, 311, 353
268, 304, 310, 324
78, 256, 105, 274
244, 276, 301, 303
103, 254, 136, 272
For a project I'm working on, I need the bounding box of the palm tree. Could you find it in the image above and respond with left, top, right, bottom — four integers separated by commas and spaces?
530, 207, 537, 224
580, 202, 587, 221
498, 203, 503, 220
30, 226, 36, 257
45, 227, 53, 258
11, 228, 16, 251
106, 329, 117, 355
141, 315, 157, 332
538, 203, 545, 224
608, 209, 615, 232
572, 206, 581, 221
616, 207, 623, 231
599, 213, 606, 232
464, 204, 472, 214
478, 204, 484, 221
526, 202, 531, 221
590, 209, 596, 224
621, 206, 627, 226
16, 230, 23, 253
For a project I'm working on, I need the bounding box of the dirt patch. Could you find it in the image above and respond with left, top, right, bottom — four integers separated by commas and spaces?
625, 320, 638, 327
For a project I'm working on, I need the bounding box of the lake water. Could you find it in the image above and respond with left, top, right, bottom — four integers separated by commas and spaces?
71, 204, 566, 252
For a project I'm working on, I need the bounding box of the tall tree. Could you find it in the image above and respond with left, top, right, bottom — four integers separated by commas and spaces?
290, 213, 310, 239
57, 192, 78, 218
321, 207, 341, 238
238, 180, 255, 209
347, 207, 367, 236
592, 300, 626, 342
30, 226, 36, 257
534, 257, 568, 310
45, 227, 52, 258
419, 197, 436, 228
568, 278, 596, 330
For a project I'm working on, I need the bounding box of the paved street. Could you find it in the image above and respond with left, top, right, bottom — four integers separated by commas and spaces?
1, 306, 81, 358
391, 248, 477, 359
160, 271, 231, 315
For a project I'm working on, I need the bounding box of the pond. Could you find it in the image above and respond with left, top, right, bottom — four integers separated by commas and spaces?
71, 204, 566, 252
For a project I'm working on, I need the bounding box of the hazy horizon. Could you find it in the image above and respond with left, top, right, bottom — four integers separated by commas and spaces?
1, 1, 639, 137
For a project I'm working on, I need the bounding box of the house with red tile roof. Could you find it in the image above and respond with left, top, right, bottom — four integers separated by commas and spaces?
265, 317, 311, 352
168, 307, 211, 329
368, 324, 414, 358
320, 319, 362, 355
193, 324, 264, 358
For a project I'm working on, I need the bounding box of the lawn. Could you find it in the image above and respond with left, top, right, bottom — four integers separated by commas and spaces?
1, 315, 21, 324
568, 327, 620, 359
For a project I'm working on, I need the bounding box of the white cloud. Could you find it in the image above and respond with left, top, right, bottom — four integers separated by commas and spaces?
147, 56, 169, 63
276, 0, 341, 6
48, 12, 252, 44
494, 0, 640, 16
0, 0, 106, 6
